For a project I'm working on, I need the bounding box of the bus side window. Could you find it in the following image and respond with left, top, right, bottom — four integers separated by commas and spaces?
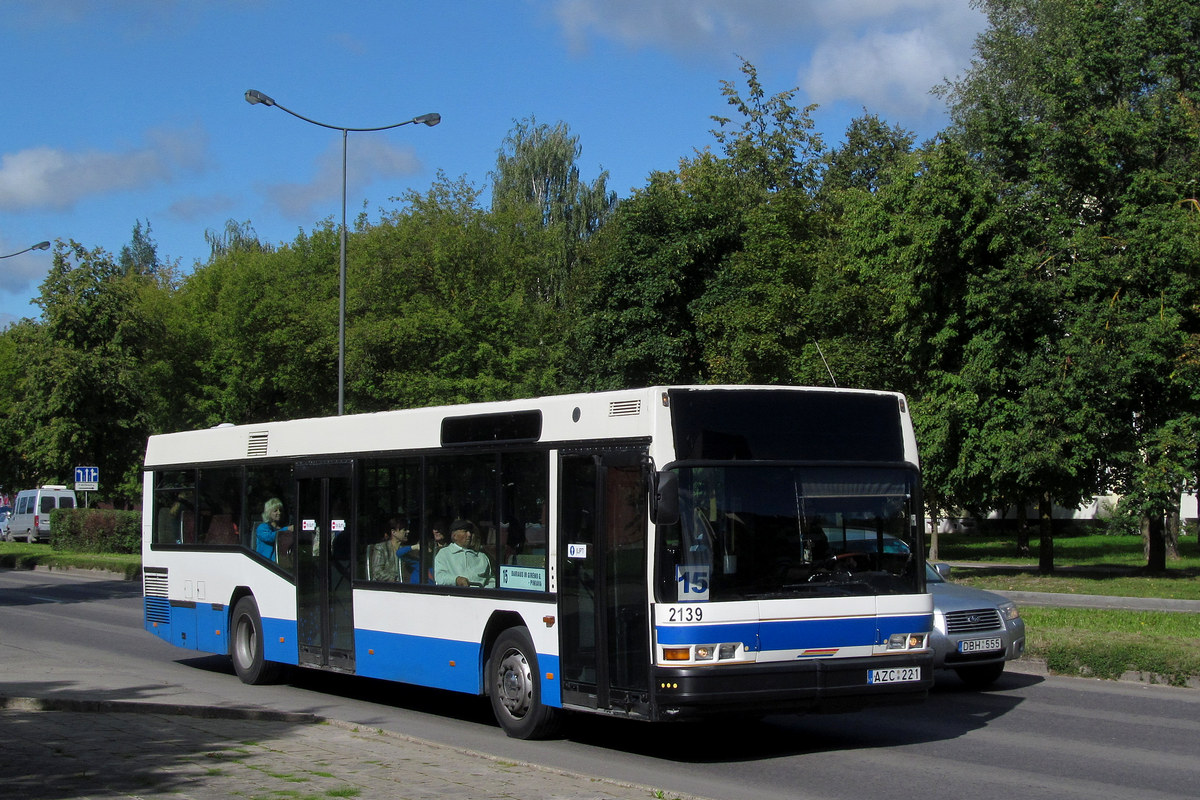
498, 452, 548, 591
198, 467, 242, 546
357, 457, 421, 583
246, 465, 295, 560
154, 469, 196, 545
427, 454, 498, 590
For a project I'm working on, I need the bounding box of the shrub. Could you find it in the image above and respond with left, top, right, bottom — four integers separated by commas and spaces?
50, 508, 141, 554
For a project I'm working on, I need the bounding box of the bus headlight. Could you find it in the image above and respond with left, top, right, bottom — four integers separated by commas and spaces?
887, 632, 928, 650
660, 643, 744, 663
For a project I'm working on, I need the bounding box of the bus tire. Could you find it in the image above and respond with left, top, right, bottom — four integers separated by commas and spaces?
488, 627, 561, 739
230, 596, 282, 685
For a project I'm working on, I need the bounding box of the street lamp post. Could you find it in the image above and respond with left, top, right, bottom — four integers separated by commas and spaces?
0, 241, 51, 259
244, 89, 440, 415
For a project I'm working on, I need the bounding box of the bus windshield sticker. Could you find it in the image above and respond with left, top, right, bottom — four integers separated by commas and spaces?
675, 566, 710, 601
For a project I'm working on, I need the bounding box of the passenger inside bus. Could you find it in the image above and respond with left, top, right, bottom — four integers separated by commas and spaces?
255, 497, 293, 562
433, 519, 495, 588
157, 490, 195, 544
425, 518, 449, 582
367, 517, 421, 582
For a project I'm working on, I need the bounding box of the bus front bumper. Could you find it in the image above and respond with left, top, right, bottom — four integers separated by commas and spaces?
650, 652, 934, 719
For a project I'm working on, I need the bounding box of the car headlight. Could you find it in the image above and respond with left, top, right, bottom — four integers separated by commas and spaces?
998, 601, 1020, 621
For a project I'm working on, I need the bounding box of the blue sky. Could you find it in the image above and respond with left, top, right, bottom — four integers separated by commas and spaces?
0, 0, 986, 327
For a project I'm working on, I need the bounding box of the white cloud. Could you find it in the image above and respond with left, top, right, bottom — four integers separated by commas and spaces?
0, 125, 208, 212
805, 27, 960, 117
550, 0, 986, 126
262, 137, 424, 220
552, 0, 784, 54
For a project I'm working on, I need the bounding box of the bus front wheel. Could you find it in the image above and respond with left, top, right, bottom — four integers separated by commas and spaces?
230, 596, 282, 685
488, 627, 561, 739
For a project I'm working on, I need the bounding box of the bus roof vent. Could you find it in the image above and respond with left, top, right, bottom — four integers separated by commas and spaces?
608, 399, 642, 417
247, 431, 270, 457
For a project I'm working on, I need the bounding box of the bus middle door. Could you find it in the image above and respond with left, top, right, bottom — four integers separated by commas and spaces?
558, 449, 650, 716
295, 461, 355, 673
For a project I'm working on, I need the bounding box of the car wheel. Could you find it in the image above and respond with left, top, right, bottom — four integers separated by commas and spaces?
488, 627, 562, 739
954, 662, 1005, 688
230, 596, 282, 685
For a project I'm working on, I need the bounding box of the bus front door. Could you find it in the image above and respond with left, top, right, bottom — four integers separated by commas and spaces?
295, 462, 355, 673
558, 450, 650, 715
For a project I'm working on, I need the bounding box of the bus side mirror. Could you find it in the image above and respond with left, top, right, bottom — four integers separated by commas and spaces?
651, 471, 679, 526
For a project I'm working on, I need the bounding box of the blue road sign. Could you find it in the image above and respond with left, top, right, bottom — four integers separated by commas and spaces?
75, 466, 99, 491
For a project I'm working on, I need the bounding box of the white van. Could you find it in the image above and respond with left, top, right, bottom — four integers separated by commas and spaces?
6, 486, 77, 543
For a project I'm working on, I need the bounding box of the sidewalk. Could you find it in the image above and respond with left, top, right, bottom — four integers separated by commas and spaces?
0, 695, 702, 800
943, 561, 1200, 613
993, 589, 1200, 613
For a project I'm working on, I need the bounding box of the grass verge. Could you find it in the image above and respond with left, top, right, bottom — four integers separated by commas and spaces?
0, 542, 141, 580
1022, 607, 1200, 686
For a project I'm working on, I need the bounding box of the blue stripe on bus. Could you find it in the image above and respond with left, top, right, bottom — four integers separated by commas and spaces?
879, 613, 933, 638
353, 628, 563, 707
149, 603, 564, 706
261, 616, 298, 664
656, 622, 760, 647
656, 613, 932, 652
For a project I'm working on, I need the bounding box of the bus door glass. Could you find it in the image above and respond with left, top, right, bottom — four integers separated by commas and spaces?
559, 449, 650, 711
295, 461, 355, 672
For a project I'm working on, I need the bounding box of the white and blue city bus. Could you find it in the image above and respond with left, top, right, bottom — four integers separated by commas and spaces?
142, 386, 933, 738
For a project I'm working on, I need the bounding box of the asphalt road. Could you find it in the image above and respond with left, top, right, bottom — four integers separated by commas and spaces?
3, 567, 1199, 800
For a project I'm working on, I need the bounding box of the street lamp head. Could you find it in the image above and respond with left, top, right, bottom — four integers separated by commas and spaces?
245, 89, 276, 107
414, 112, 441, 127
0, 240, 53, 260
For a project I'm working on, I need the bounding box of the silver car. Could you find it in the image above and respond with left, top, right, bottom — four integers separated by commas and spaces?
928, 563, 1026, 687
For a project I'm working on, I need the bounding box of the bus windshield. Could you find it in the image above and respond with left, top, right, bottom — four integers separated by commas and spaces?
656, 465, 922, 602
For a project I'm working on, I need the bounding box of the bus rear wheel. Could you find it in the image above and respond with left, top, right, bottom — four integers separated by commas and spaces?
230, 596, 282, 685
488, 627, 561, 739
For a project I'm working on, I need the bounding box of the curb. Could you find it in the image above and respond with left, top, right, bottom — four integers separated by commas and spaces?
0, 695, 321, 722
1009, 657, 1200, 689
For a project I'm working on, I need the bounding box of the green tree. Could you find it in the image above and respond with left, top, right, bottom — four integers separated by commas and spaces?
942, 0, 1200, 570
567, 153, 755, 389
4, 239, 165, 503
347, 172, 562, 410
179, 224, 340, 424
490, 117, 617, 306
568, 60, 831, 390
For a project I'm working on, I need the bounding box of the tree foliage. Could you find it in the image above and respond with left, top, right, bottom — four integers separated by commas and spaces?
933, 0, 1200, 569
0, 236, 170, 500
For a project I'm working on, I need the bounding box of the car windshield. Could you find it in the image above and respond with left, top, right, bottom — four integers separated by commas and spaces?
655, 465, 922, 602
